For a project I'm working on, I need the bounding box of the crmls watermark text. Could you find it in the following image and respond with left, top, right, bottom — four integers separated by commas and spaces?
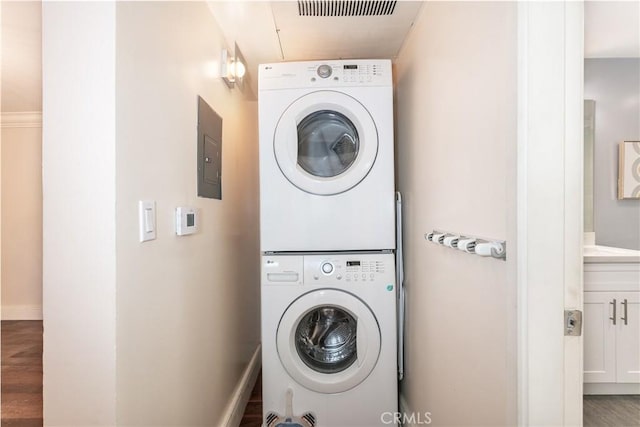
381, 412, 432, 425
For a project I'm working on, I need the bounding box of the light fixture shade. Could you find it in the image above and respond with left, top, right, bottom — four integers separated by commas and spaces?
221, 48, 235, 88
221, 44, 247, 90
235, 61, 246, 78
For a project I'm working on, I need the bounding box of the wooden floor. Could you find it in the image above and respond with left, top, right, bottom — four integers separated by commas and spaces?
239, 372, 262, 427
1, 321, 43, 427
584, 395, 640, 427
241, 378, 640, 427
3, 321, 639, 427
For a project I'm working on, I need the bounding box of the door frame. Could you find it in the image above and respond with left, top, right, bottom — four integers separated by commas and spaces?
517, 2, 584, 426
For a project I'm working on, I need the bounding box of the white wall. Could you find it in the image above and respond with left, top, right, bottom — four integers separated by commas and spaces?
1, 0, 43, 320
395, 2, 517, 425
42, 2, 117, 425
114, 2, 260, 425
43, 2, 260, 426
1, 115, 43, 320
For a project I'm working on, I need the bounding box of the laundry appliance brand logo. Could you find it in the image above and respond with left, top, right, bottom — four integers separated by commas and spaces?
381, 411, 432, 425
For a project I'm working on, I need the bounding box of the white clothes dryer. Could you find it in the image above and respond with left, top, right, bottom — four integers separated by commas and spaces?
259, 60, 395, 252
261, 252, 398, 426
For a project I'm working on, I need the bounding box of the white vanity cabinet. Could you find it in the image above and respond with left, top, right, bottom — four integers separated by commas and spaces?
583, 259, 640, 394
584, 291, 639, 383
616, 294, 640, 383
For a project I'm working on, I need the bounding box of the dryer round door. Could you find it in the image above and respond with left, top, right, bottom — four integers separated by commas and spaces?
276, 289, 381, 393
273, 91, 378, 195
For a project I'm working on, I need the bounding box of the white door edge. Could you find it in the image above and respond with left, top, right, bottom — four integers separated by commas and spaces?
517, 2, 584, 426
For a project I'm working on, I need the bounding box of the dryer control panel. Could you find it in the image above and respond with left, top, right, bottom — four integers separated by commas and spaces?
259, 59, 392, 90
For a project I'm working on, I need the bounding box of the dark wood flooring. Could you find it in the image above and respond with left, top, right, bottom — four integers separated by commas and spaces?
239, 372, 262, 426
243, 379, 640, 427
584, 395, 640, 427
3, 321, 639, 427
1, 321, 43, 427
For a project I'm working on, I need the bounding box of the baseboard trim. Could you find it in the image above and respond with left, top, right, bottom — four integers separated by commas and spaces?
1, 305, 43, 320
220, 343, 261, 426
584, 382, 640, 395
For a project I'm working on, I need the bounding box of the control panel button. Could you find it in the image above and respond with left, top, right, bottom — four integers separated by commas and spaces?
321, 262, 334, 274
317, 64, 332, 78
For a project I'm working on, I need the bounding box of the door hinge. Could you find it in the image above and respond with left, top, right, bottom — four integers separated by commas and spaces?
565, 309, 583, 336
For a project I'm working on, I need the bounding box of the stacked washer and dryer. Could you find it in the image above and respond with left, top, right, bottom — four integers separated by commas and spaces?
258, 60, 399, 427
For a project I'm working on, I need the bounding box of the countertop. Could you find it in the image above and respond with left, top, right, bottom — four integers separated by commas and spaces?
584, 245, 640, 264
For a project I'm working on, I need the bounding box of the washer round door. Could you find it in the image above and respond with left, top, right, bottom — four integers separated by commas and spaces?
273, 91, 378, 195
276, 289, 381, 393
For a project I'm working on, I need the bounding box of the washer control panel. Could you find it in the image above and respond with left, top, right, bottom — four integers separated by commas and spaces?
262, 253, 394, 286
304, 253, 393, 284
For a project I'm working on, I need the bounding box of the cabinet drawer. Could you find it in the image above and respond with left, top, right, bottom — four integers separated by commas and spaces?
584, 263, 640, 292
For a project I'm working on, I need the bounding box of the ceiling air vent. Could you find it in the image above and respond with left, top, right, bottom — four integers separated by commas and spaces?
297, 1, 397, 17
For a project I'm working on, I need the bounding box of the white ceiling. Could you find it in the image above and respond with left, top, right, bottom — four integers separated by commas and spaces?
585, 1, 640, 58
2, 1, 639, 113
208, 1, 423, 97
270, 1, 423, 60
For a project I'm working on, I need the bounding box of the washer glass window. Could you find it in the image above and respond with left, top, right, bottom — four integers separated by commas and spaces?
297, 110, 360, 178
295, 306, 357, 374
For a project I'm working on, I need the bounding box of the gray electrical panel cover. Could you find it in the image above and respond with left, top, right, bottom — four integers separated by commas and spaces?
197, 96, 222, 199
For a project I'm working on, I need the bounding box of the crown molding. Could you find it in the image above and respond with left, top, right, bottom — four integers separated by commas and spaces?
1, 111, 43, 128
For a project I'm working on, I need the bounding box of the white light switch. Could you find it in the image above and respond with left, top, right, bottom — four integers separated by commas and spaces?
139, 200, 156, 242
144, 208, 154, 233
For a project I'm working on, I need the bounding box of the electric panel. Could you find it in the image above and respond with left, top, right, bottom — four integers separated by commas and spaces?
197, 96, 222, 199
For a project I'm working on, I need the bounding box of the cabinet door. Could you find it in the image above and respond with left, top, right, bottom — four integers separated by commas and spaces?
616, 292, 640, 383
584, 292, 617, 383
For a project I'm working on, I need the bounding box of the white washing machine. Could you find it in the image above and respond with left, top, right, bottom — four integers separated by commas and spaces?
258, 60, 395, 252
261, 252, 398, 426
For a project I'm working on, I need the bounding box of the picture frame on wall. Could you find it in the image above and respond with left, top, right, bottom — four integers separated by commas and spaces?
618, 141, 640, 199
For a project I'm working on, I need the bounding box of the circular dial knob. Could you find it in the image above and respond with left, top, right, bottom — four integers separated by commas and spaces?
317, 64, 332, 78
321, 262, 334, 274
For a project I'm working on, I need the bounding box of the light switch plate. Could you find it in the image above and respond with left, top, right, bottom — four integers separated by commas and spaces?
139, 200, 156, 242
176, 207, 198, 236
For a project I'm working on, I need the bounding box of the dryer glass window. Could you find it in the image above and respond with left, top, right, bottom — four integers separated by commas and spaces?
295, 306, 357, 374
297, 110, 359, 178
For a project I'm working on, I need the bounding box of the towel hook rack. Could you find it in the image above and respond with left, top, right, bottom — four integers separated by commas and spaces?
425, 229, 506, 261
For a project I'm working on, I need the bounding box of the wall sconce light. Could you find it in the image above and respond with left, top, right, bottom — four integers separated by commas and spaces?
221, 44, 247, 90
